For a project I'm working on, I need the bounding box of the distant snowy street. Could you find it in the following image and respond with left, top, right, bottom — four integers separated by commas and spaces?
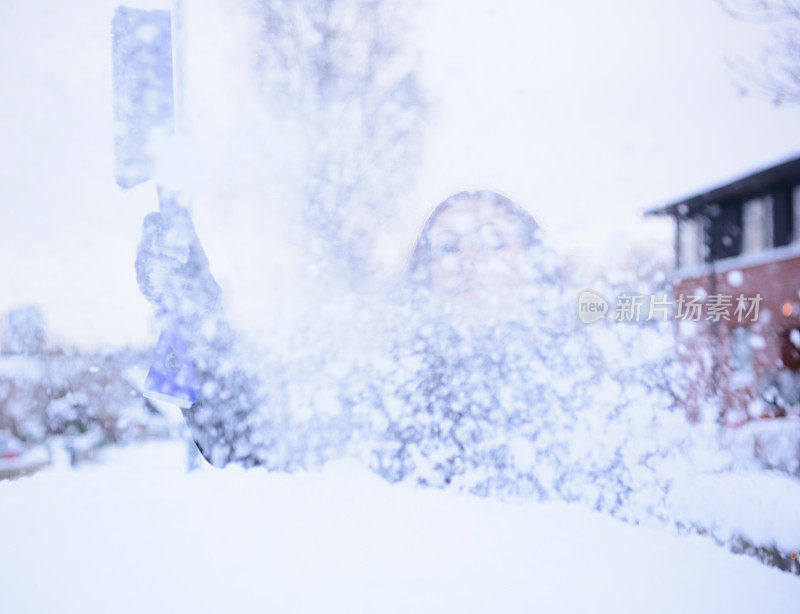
0, 442, 798, 614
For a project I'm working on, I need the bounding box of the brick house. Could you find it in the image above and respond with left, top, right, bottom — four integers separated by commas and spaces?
646, 155, 800, 429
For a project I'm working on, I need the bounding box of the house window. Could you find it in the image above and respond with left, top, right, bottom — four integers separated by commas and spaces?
710, 202, 742, 260
742, 195, 774, 254
678, 217, 703, 268
793, 185, 800, 243
780, 327, 800, 371
730, 326, 753, 376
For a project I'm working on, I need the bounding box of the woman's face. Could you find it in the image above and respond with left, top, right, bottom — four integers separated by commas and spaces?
427, 197, 529, 303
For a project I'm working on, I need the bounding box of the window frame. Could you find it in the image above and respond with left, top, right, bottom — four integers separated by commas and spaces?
742, 195, 774, 255
730, 326, 754, 379
677, 216, 703, 269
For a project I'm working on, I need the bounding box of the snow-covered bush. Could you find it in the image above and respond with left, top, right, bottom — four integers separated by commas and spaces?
0, 350, 169, 447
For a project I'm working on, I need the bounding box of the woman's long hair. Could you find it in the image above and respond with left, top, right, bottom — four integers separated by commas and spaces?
407, 190, 542, 288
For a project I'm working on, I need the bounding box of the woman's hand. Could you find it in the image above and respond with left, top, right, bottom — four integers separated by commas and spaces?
135, 200, 223, 339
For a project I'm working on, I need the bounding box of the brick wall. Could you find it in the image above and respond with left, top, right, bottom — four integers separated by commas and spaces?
674, 251, 800, 424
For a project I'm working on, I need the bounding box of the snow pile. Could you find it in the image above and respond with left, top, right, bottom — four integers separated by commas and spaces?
0, 441, 797, 614
668, 469, 800, 567
724, 418, 800, 475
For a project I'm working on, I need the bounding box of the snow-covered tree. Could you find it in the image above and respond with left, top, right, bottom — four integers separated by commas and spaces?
718, 0, 800, 105
243, 0, 425, 277
2, 306, 46, 355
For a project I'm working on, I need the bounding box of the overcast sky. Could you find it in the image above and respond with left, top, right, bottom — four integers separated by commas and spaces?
410, 0, 800, 253
2, 0, 800, 346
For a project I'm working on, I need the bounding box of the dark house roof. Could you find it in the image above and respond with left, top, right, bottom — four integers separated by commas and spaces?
645, 154, 800, 217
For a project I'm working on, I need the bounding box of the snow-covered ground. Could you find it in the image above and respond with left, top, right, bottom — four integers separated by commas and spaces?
0, 442, 798, 614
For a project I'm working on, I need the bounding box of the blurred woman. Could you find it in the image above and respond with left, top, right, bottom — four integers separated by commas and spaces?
369, 191, 568, 493
135, 189, 561, 476
407, 190, 554, 322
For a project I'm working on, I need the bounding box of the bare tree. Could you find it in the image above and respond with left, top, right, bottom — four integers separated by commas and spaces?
718, 0, 800, 105
245, 0, 426, 278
